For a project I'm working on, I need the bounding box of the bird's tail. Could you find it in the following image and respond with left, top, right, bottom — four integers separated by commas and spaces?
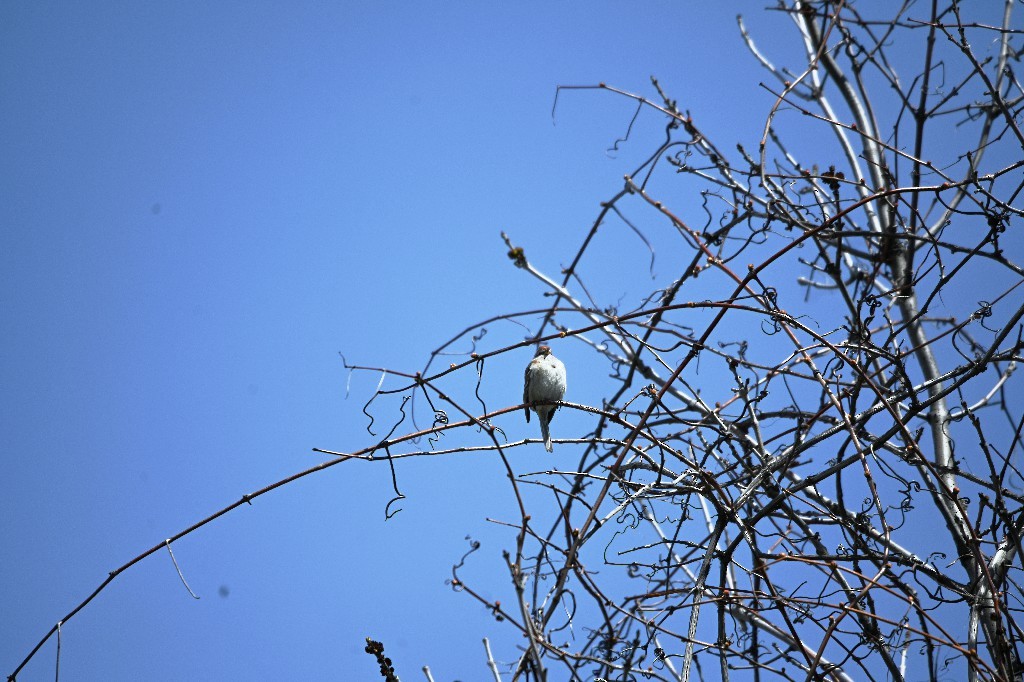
540, 416, 553, 453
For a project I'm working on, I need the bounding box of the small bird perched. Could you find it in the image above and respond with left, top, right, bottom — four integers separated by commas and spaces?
523, 345, 567, 452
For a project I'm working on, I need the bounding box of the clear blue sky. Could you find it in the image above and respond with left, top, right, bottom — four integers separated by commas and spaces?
1, 3, 814, 680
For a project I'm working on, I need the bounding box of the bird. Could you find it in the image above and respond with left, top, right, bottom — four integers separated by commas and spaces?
523, 345, 567, 452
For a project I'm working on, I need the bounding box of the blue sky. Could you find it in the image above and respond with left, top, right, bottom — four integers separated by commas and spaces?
0, 3, 886, 680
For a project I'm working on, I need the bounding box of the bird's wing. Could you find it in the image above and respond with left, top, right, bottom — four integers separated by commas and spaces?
523, 362, 532, 422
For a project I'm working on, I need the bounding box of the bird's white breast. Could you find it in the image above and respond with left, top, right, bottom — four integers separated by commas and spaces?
528, 357, 566, 401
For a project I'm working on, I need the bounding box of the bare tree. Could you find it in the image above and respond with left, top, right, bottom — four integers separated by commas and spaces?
9, 2, 1024, 681
434, 2, 1024, 680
